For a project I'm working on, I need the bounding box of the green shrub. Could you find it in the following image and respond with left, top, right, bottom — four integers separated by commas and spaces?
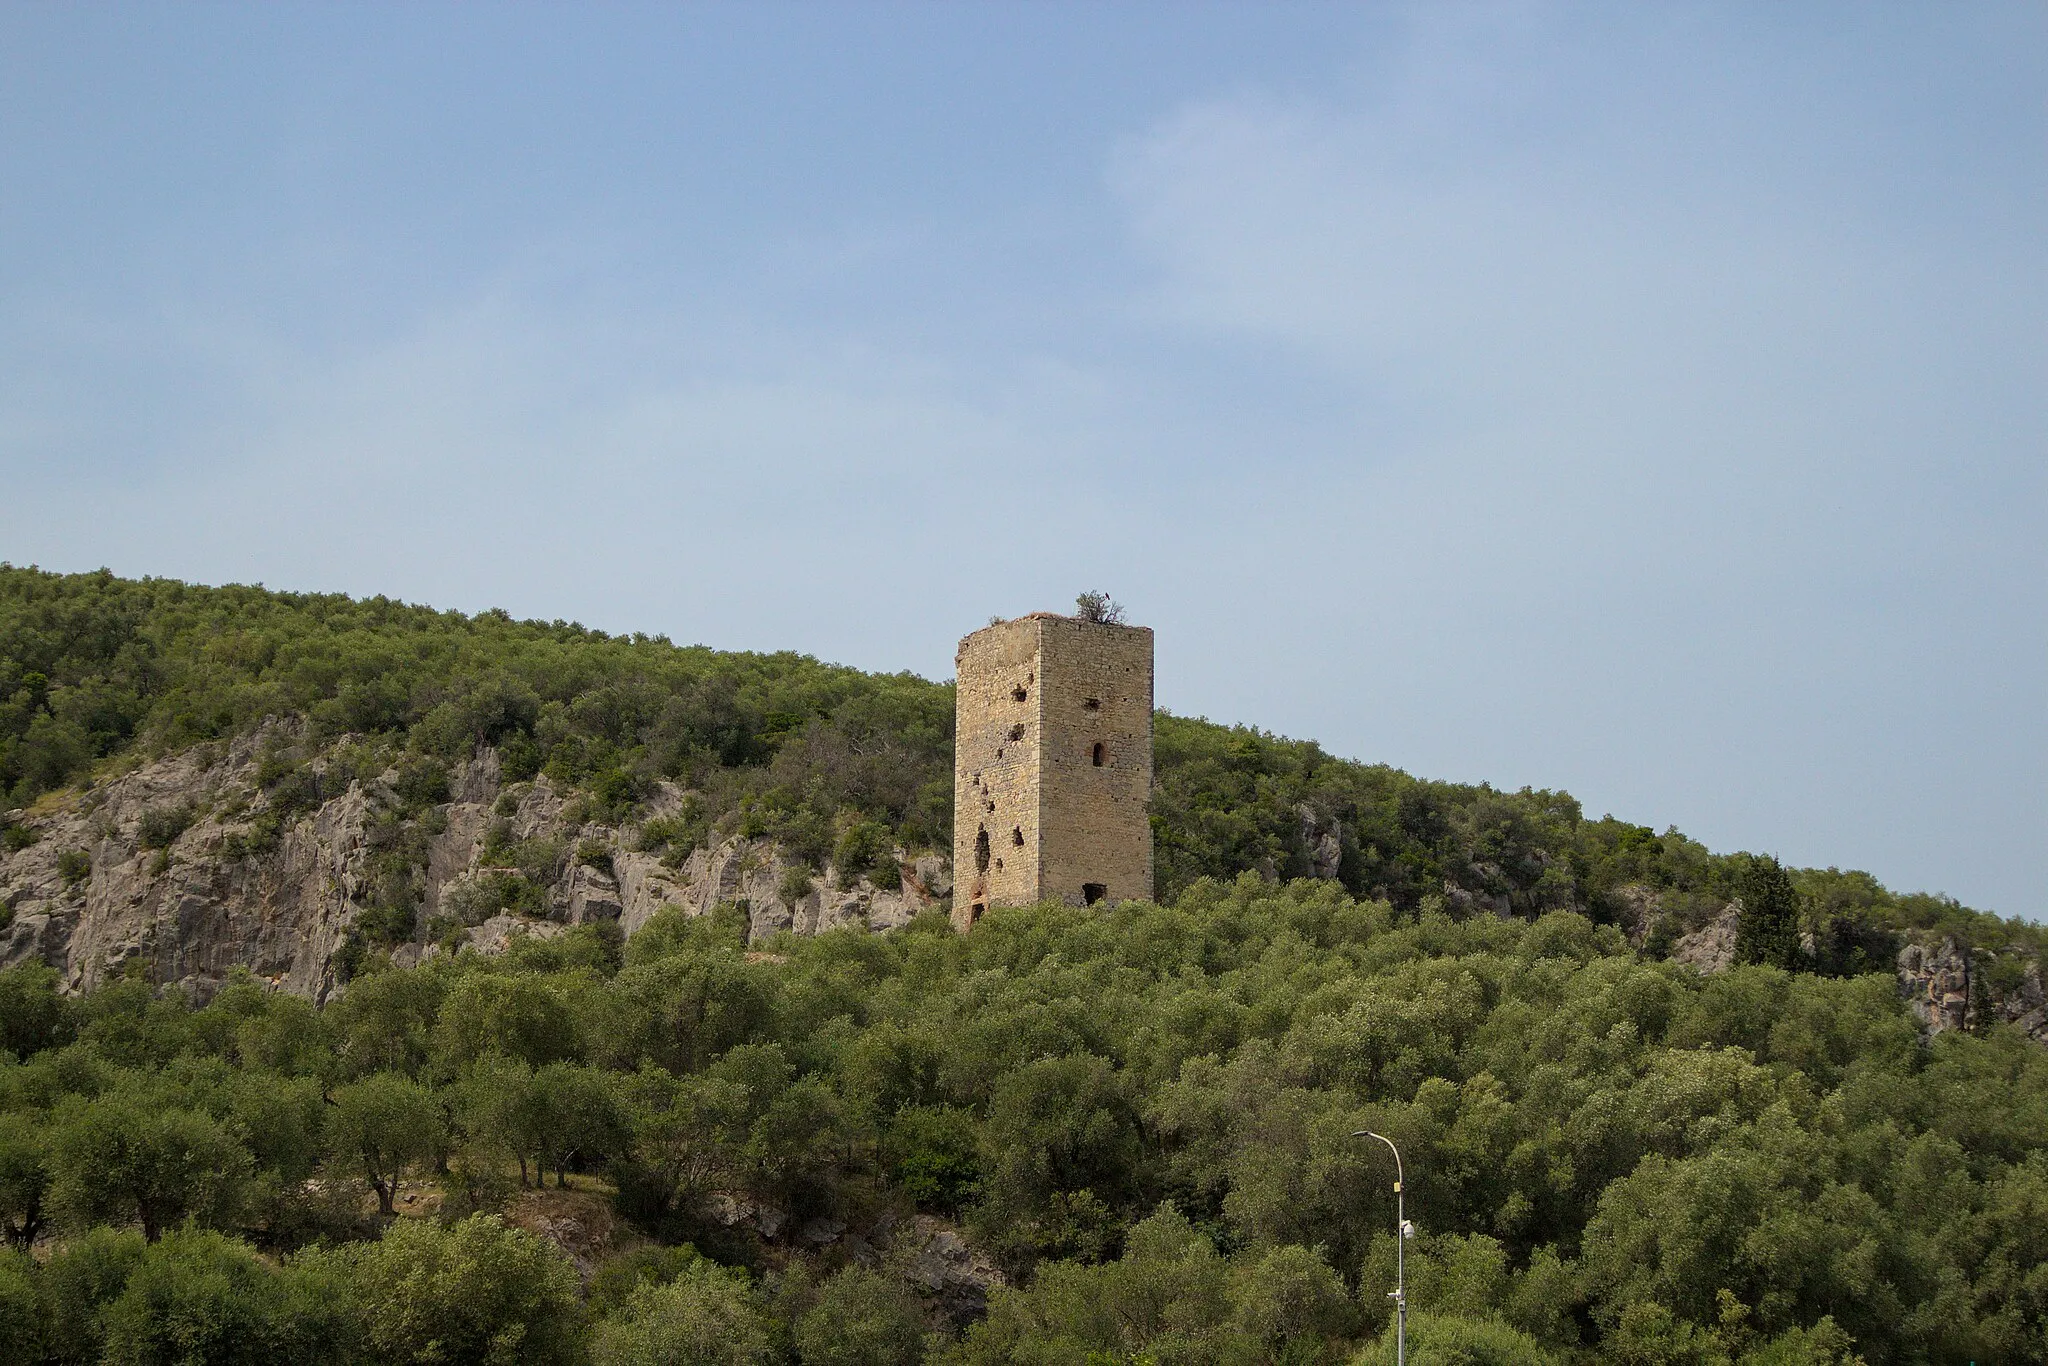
97, 1228, 351, 1365
588, 768, 641, 823
355, 901, 417, 947
1349, 1313, 1566, 1365
0, 962, 72, 1058
886, 1105, 980, 1212
389, 756, 450, 813
444, 872, 548, 926
0, 1250, 43, 1364
345, 1214, 583, 1366
482, 825, 565, 883
56, 848, 91, 886
831, 820, 893, 891
592, 1263, 772, 1366
38, 1227, 145, 1363
588, 1244, 709, 1319
637, 802, 711, 868
792, 1265, 928, 1366
500, 734, 543, 783
577, 839, 617, 878
220, 815, 283, 861
134, 803, 196, 850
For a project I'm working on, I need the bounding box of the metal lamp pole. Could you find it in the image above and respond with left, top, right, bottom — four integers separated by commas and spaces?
1354, 1129, 1407, 1366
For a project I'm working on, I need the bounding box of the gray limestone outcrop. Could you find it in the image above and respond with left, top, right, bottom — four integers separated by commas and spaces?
0, 727, 363, 1000
1670, 904, 1741, 975
0, 730, 949, 1003
1664, 905, 2047, 1046
1896, 937, 2048, 1043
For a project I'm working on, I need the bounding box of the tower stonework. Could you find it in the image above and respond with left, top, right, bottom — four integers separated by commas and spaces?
952, 613, 1153, 930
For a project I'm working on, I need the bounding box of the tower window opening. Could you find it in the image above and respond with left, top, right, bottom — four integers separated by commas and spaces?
971, 902, 986, 923
1009, 724, 1026, 741
1091, 742, 1106, 767
1011, 826, 1024, 847
975, 827, 990, 873
1083, 883, 1107, 905
1013, 685, 1028, 702
1083, 697, 1100, 711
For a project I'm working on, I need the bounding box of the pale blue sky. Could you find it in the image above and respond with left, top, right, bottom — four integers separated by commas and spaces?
2, 3, 2042, 917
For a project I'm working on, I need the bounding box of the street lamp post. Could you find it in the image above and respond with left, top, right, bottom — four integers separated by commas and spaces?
1354, 1130, 1407, 1366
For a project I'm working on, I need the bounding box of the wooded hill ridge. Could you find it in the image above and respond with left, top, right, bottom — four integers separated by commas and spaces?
0, 564, 2034, 968
0, 565, 2041, 1364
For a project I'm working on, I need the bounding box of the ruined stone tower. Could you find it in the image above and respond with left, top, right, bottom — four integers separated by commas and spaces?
952, 612, 1153, 930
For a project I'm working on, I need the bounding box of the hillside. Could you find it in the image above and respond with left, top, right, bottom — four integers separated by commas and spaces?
0, 565, 2040, 1016
0, 566, 2044, 1363
0, 878, 2042, 1362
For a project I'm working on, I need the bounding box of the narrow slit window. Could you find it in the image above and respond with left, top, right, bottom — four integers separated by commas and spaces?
975, 827, 990, 873
1091, 742, 1106, 767
1011, 826, 1024, 847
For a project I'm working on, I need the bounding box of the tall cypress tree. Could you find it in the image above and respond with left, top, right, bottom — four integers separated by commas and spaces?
1968, 954, 1998, 1033
1734, 854, 1804, 970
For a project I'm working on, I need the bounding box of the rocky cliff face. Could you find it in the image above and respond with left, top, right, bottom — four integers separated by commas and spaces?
1668, 904, 1741, 975
6, 740, 2043, 1053
1896, 937, 2048, 1044
0, 728, 950, 1003
1657, 896, 2048, 1045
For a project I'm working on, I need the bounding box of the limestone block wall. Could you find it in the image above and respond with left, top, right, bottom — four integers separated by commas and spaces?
952, 618, 1044, 926
1035, 617, 1153, 910
952, 613, 1152, 929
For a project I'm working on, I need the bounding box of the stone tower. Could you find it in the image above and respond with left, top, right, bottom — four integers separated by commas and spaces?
952, 612, 1153, 930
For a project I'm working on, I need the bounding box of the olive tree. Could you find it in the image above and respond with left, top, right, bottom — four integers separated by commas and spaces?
328, 1073, 445, 1216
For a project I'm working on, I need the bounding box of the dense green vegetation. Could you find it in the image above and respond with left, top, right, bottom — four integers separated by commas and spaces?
0, 884, 2041, 1363
1, 564, 2036, 961
0, 565, 952, 871
2, 565, 2044, 1361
